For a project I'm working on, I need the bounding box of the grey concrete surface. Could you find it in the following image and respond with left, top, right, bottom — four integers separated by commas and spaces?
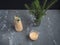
0, 10, 60, 45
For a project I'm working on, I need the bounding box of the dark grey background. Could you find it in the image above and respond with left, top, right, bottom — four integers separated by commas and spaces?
0, 0, 60, 9
0, 10, 60, 45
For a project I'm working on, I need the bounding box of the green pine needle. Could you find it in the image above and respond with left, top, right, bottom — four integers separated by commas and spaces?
45, 0, 57, 12
25, 4, 31, 10
42, 0, 47, 10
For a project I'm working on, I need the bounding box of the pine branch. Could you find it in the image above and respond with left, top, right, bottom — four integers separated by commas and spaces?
34, 0, 41, 10
25, 4, 31, 10
42, 0, 47, 10
45, 0, 57, 12
24, 0, 57, 25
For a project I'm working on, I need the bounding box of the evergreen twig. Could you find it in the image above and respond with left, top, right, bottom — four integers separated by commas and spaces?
42, 0, 47, 10
45, 0, 57, 12
24, 0, 57, 26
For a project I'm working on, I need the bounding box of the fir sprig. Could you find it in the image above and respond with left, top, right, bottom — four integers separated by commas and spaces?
25, 0, 57, 25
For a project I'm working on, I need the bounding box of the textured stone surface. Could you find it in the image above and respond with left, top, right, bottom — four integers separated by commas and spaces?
0, 10, 60, 45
